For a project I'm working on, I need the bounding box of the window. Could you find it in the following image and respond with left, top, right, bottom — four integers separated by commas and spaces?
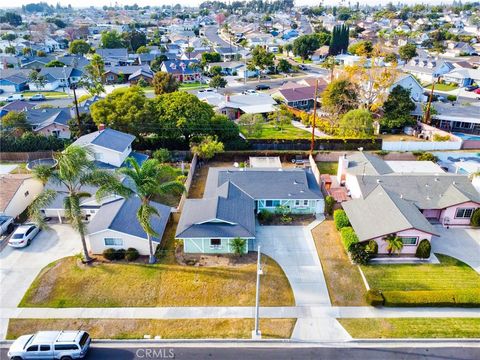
26, 345, 38, 352
456, 208, 475, 218
294, 200, 300, 206
400, 237, 418, 245
40, 345, 51, 351
24, 191, 29, 197
210, 239, 221, 248
54, 344, 79, 351
79, 333, 90, 347
104, 238, 124, 246
303, 200, 309, 206
265, 200, 280, 207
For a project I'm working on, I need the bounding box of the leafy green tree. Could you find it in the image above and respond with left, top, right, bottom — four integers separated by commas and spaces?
277, 58, 292, 73
209, 65, 222, 76
152, 148, 171, 163
0, 12, 22, 27
123, 29, 146, 52
68, 113, 97, 138
150, 55, 168, 72
338, 109, 374, 138
109, 158, 185, 263
201, 52, 221, 66
5, 46, 16, 55
136, 45, 149, 54
348, 40, 373, 57
284, 43, 293, 54
45, 60, 66, 67
100, 30, 125, 49
250, 45, 275, 72
399, 43, 417, 61
384, 53, 398, 63
383, 233, 404, 255
268, 104, 293, 131
29, 146, 120, 262
153, 71, 179, 95
329, 24, 349, 56
28, 70, 47, 90
81, 54, 105, 96
69, 39, 91, 55
36, 50, 46, 57
231, 237, 246, 256
191, 135, 224, 161
238, 113, 264, 138
91, 86, 150, 138
321, 79, 358, 131
1, 111, 31, 135
293, 34, 320, 61
209, 75, 227, 89
381, 85, 416, 130
184, 46, 195, 59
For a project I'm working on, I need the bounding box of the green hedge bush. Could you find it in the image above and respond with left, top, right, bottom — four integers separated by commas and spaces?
325, 195, 335, 216
349, 242, 370, 265
365, 240, 378, 255
340, 226, 359, 251
471, 208, 480, 227
366, 289, 384, 306
1, 132, 69, 152
382, 289, 480, 307
415, 239, 431, 259
334, 209, 350, 230
103, 248, 116, 261
125, 248, 140, 261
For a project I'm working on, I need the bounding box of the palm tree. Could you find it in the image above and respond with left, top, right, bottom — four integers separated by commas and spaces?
383, 233, 404, 256
29, 146, 122, 262
109, 158, 185, 264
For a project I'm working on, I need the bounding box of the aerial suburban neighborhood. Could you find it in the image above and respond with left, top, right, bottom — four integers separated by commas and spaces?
0, 0, 479, 359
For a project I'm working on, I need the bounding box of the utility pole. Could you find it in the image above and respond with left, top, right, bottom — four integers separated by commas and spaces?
424, 76, 438, 125
310, 79, 319, 155
252, 245, 262, 339
71, 83, 81, 135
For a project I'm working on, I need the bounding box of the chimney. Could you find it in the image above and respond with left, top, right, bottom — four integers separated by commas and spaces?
98, 124, 105, 132
226, 95, 230, 102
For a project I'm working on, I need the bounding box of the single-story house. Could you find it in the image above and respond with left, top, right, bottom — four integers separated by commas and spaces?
391, 74, 425, 102
0, 100, 36, 118
444, 41, 476, 57
272, 84, 323, 111
96, 48, 129, 66
25, 107, 73, 138
29, 67, 83, 91
215, 47, 239, 62
20, 56, 56, 70
0, 69, 29, 93
0, 174, 44, 219
103, 65, 152, 84
73, 95, 103, 116
160, 59, 201, 83
87, 196, 171, 256
128, 68, 154, 85
401, 57, 454, 83
206, 61, 243, 75
442, 68, 480, 87
338, 152, 480, 255
176, 167, 324, 254
70, 126, 148, 168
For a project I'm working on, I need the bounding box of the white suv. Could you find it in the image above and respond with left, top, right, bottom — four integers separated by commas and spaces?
8, 331, 91, 360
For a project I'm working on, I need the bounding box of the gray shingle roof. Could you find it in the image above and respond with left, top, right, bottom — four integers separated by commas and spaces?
26, 107, 72, 127
72, 128, 135, 153
342, 185, 438, 242
345, 152, 393, 176
88, 196, 171, 242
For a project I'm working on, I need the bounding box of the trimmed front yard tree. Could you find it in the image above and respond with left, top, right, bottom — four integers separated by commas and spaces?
153, 71, 179, 95
110, 158, 185, 264
471, 208, 480, 227
29, 146, 121, 263
334, 209, 350, 230
383, 233, 404, 256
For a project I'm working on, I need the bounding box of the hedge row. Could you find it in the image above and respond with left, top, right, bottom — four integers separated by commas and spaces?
1, 133, 70, 152
382, 289, 480, 307
340, 226, 359, 251
334, 209, 350, 230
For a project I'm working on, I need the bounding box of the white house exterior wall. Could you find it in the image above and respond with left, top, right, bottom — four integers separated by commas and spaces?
2, 178, 43, 218
87, 229, 152, 255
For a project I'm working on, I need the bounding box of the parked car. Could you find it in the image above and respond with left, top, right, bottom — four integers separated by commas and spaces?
298, 64, 308, 70
474, 88, 480, 95
255, 84, 271, 90
6, 94, 24, 102
198, 88, 216, 93
8, 223, 40, 248
8, 330, 91, 360
0, 89, 4, 94
242, 89, 257, 95
0, 215, 15, 236
464, 85, 478, 92
436, 96, 448, 103
29, 93, 46, 101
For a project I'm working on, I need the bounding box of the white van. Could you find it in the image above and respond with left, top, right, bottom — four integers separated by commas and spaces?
6, 94, 24, 102
8, 330, 91, 360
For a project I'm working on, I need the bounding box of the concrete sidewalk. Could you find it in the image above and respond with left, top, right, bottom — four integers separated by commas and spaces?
292, 120, 331, 138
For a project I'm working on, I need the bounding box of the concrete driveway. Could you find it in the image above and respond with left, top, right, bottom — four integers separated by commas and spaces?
0, 224, 81, 308
432, 225, 480, 273
255, 225, 331, 306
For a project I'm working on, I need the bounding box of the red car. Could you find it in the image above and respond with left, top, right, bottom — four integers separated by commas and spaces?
474, 88, 480, 94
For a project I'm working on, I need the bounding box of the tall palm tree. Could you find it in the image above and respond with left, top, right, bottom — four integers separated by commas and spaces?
107, 158, 185, 264
384, 233, 404, 256
29, 146, 122, 263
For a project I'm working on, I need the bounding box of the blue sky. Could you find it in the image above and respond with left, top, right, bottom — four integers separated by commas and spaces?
6, 0, 479, 8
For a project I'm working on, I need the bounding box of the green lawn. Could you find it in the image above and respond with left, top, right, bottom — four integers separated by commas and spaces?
316, 162, 338, 175
21, 91, 69, 98
179, 82, 209, 91
361, 254, 480, 306
293, 57, 313, 64
339, 318, 480, 338
424, 83, 459, 91
239, 121, 315, 140
19, 220, 294, 308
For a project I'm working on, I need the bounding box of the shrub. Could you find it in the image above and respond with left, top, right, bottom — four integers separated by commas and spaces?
334, 209, 350, 230
153, 148, 171, 163
365, 240, 378, 255
125, 247, 140, 261
366, 289, 384, 306
417, 152, 438, 162
471, 208, 480, 227
447, 95, 457, 102
1, 132, 69, 152
115, 248, 126, 260
433, 133, 450, 142
103, 248, 117, 261
340, 226, 359, 251
231, 237, 247, 256
415, 239, 431, 259
375, 150, 389, 156
381, 289, 480, 307
349, 242, 370, 265
258, 209, 273, 223
325, 196, 335, 216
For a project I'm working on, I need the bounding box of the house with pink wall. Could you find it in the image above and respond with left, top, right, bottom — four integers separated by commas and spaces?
338, 152, 480, 256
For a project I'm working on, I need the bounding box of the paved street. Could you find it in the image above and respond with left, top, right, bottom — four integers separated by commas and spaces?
2, 344, 479, 360
203, 25, 238, 49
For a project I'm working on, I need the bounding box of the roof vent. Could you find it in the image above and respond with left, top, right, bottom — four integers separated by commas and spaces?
426, 196, 431, 200
294, 180, 299, 185
453, 181, 456, 185
425, 183, 429, 187
435, 178, 439, 182
376, 179, 381, 183
400, 194, 403, 199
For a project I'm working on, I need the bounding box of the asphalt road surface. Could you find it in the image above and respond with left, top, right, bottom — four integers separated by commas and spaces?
2, 345, 479, 360
203, 25, 239, 50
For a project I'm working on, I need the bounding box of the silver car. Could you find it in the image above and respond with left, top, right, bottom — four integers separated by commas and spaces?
8, 330, 91, 360
8, 224, 40, 248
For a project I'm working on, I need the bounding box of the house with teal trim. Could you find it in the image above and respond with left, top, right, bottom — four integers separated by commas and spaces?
176, 167, 324, 254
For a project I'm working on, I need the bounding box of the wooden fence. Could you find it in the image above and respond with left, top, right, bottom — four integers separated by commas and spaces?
175, 154, 198, 212
0, 151, 56, 162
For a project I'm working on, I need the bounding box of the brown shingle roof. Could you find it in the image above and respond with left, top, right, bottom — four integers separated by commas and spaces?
0, 174, 32, 213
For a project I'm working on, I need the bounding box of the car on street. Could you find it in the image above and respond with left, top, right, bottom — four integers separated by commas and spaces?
298, 64, 309, 70
29, 93, 46, 101
474, 88, 480, 95
198, 88, 216, 93
8, 330, 91, 360
0, 215, 15, 236
465, 85, 479, 92
242, 89, 257, 95
8, 223, 40, 248
5, 94, 24, 102
255, 84, 271, 90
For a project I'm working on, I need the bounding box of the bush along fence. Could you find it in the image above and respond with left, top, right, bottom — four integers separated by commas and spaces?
1, 133, 70, 152
248, 138, 382, 151
175, 153, 198, 213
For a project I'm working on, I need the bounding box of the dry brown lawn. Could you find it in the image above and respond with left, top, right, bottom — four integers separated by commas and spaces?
7, 318, 296, 340
311, 219, 367, 306
188, 161, 232, 199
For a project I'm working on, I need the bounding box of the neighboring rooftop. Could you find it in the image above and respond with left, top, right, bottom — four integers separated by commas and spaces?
0, 174, 33, 213
71, 128, 135, 153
